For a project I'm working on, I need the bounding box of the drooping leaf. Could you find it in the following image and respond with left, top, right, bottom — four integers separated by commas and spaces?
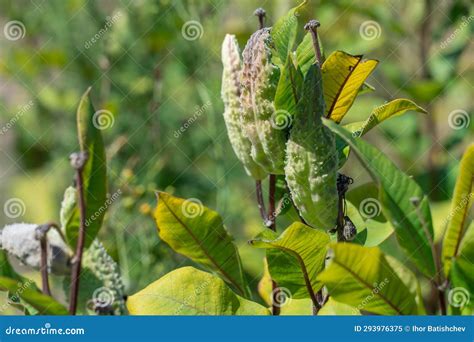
249, 222, 329, 299
347, 99, 427, 137
127, 267, 269, 315
154, 192, 249, 297
0, 277, 68, 315
322, 51, 378, 123
271, 0, 307, 64
442, 144, 474, 276
323, 119, 436, 277
65, 87, 107, 249
318, 243, 418, 315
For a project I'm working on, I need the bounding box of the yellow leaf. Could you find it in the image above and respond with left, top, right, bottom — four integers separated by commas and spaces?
322, 51, 378, 123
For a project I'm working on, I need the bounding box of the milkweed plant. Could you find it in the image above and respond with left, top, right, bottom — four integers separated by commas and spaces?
0, 3, 472, 316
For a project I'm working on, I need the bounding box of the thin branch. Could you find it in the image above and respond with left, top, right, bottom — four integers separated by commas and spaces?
267, 174, 277, 231
255, 180, 268, 223
253, 8, 266, 29
68, 151, 89, 315
304, 20, 322, 65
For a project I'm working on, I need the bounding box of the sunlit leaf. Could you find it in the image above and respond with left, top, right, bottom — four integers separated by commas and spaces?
249, 222, 329, 299
318, 298, 360, 315
127, 267, 269, 315
324, 119, 436, 277
318, 243, 418, 315
154, 192, 249, 297
442, 144, 474, 276
322, 51, 378, 123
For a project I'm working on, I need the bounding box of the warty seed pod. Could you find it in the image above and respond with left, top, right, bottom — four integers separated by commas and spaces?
285, 64, 339, 229
240, 28, 286, 175
221, 34, 267, 180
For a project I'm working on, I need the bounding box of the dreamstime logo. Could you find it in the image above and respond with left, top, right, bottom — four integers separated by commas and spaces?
181, 20, 203, 41
440, 16, 473, 49
84, 12, 122, 49
448, 109, 470, 130
272, 287, 292, 308
85, 189, 122, 227
270, 110, 292, 130
3, 20, 26, 41
181, 198, 204, 218
1, 100, 34, 136
92, 110, 115, 130
92, 287, 115, 308
0, 280, 33, 312
356, 278, 390, 312
359, 198, 381, 219
3, 198, 26, 219
174, 101, 211, 138
448, 287, 470, 308
359, 21, 381, 41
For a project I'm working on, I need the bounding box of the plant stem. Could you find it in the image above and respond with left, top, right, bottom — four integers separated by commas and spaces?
253, 8, 266, 29
255, 180, 268, 223
271, 281, 281, 316
267, 174, 277, 231
68, 151, 89, 315
304, 20, 322, 65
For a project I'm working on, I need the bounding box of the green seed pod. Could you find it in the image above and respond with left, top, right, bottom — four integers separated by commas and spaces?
221, 34, 267, 180
285, 64, 339, 229
240, 28, 286, 174
83, 240, 126, 315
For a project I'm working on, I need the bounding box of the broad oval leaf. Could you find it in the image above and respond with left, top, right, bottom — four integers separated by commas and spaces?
274, 55, 303, 119
65, 87, 107, 249
249, 222, 329, 300
318, 298, 360, 315
270, 0, 307, 64
0, 277, 68, 315
323, 119, 436, 277
322, 51, 378, 123
347, 99, 427, 137
442, 144, 473, 276
318, 243, 418, 315
127, 267, 269, 315
154, 192, 249, 297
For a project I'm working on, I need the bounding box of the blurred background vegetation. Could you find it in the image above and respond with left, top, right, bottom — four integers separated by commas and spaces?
0, 0, 472, 309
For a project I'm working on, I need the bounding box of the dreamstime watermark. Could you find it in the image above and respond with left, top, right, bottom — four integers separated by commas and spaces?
181, 20, 203, 41
174, 278, 211, 314
3, 20, 26, 41
181, 198, 204, 218
272, 287, 292, 308
440, 16, 473, 49
0, 101, 34, 136
355, 278, 390, 312
448, 109, 470, 130
90, 287, 115, 308
5, 323, 85, 336
359, 20, 382, 41
442, 193, 472, 227
85, 189, 122, 227
448, 287, 470, 308
3, 198, 26, 219
359, 198, 381, 219
270, 109, 292, 130
174, 101, 211, 138
92, 109, 115, 130
266, 194, 292, 226
84, 12, 122, 49
0, 279, 33, 312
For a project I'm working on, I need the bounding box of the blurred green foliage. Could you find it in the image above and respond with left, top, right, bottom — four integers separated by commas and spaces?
0, 0, 472, 301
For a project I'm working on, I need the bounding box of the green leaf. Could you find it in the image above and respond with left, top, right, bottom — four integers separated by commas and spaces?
322, 51, 378, 123
0, 277, 68, 315
65, 87, 107, 249
318, 298, 360, 315
442, 144, 473, 276
154, 192, 249, 297
271, 0, 307, 64
0, 250, 22, 280
249, 222, 329, 300
323, 119, 436, 277
318, 243, 418, 315
347, 99, 427, 137
274, 55, 303, 118
127, 267, 269, 315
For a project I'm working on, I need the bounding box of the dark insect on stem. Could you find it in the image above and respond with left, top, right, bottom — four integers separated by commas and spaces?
333, 173, 355, 242
253, 8, 266, 29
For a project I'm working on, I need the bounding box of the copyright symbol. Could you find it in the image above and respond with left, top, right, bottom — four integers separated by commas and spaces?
404, 326, 410, 332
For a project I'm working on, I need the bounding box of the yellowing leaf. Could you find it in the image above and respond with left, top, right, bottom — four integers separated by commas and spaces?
442, 144, 474, 276
322, 51, 378, 123
318, 243, 418, 315
127, 267, 269, 315
249, 222, 329, 300
154, 192, 249, 297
